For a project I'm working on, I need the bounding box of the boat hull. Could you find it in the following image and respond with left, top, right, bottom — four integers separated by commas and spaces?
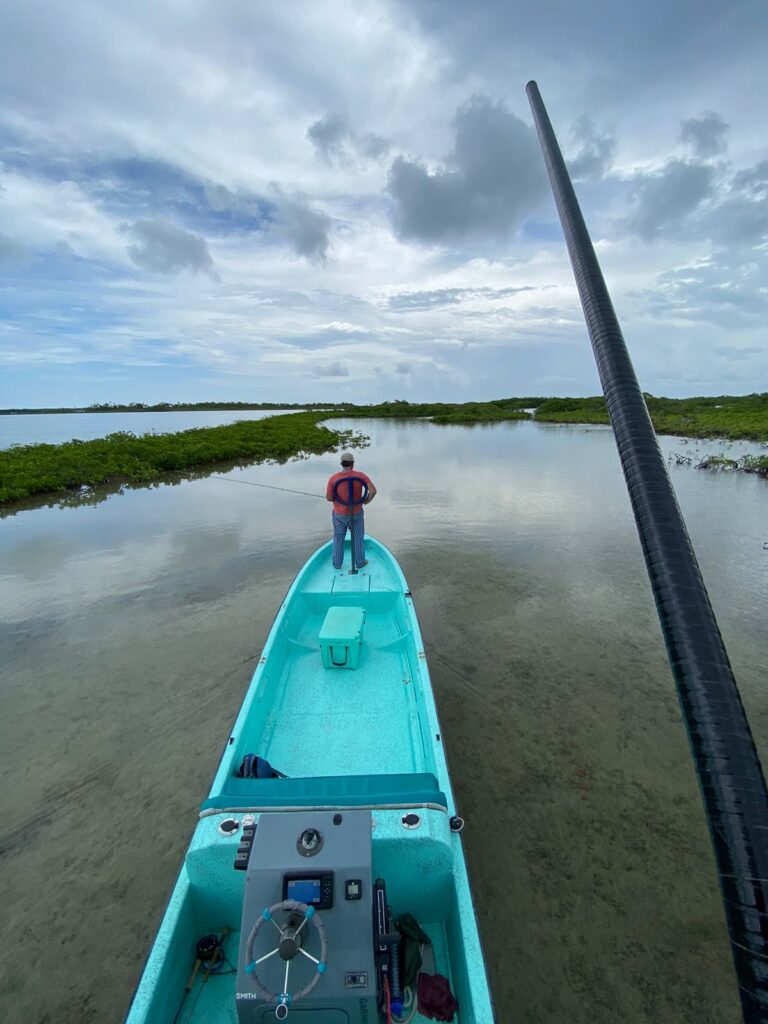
126, 536, 494, 1023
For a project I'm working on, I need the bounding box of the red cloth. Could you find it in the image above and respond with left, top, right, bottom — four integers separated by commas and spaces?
326, 470, 373, 515
416, 973, 458, 1021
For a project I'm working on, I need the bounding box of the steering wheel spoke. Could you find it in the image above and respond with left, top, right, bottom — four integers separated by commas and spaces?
254, 946, 280, 967
244, 899, 329, 1010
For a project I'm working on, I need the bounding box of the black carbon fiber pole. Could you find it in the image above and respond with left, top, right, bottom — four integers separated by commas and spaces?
526, 80, 768, 1022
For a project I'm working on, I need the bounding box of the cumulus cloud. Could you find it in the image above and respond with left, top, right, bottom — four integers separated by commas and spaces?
313, 361, 350, 377
202, 182, 267, 220
640, 257, 768, 328
568, 116, 616, 181
617, 117, 768, 251
395, 361, 411, 374
357, 132, 389, 161
313, 321, 369, 335
125, 219, 217, 277
274, 194, 332, 262
307, 114, 388, 165
706, 195, 768, 247
680, 111, 729, 158
205, 183, 332, 261
625, 155, 768, 250
715, 345, 763, 361
704, 160, 768, 246
3, 1, 768, 404
386, 94, 546, 243
627, 159, 715, 240
307, 114, 349, 162
732, 160, 768, 199
386, 285, 534, 310
0, 233, 28, 269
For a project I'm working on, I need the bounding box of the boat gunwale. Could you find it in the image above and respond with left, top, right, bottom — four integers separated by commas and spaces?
205, 535, 457, 814
199, 800, 448, 817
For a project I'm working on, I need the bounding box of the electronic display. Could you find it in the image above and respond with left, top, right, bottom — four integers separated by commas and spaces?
282, 871, 334, 908
286, 878, 321, 904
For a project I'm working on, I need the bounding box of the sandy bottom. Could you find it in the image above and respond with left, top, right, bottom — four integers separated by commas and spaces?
0, 540, 752, 1024
2, 419, 763, 1023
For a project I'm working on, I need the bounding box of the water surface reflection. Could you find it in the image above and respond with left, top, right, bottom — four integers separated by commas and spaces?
1, 419, 764, 1023
0, 408, 294, 448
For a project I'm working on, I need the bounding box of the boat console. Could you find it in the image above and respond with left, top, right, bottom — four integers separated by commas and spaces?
236, 810, 379, 1021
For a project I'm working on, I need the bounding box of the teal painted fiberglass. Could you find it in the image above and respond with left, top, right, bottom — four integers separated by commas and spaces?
126, 536, 495, 1023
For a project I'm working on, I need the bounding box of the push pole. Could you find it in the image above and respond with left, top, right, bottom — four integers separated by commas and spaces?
526, 79, 768, 1022
348, 477, 357, 575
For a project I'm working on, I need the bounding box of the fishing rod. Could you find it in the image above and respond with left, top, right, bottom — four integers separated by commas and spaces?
211, 476, 325, 499
526, 81, 768, 1022
213, 474, 365, 574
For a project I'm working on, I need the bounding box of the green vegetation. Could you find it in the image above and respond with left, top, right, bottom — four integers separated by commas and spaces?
338, 397, 545, 424
694, 454, 768, 477
3, 393, 766, 508
336, 395, 766, 475
6, 394, 765, 439
431, 406, 529, 425
336, 393, 767, 440
534, 396, 610, 425
0, 413, 366, 505
535, 393, 768, 441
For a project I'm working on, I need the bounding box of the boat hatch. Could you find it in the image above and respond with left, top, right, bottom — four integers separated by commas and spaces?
331, 572, 372, 593
319, 606, 365, 670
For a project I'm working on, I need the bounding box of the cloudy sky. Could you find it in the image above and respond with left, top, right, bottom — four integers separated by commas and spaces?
1, 1, 766, 407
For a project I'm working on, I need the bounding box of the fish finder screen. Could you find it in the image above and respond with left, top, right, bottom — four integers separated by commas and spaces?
286, 878, 321, 904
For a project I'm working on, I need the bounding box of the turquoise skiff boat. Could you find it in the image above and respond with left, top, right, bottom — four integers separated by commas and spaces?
126, 535, 494, 1023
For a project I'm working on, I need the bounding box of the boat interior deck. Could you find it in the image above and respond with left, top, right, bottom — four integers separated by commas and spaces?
127, 540, 491, 1023
206, 538, 446, 806
159, 912, 457, 1024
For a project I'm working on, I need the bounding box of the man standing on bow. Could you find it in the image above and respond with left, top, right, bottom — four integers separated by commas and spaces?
326, 451, 377, 570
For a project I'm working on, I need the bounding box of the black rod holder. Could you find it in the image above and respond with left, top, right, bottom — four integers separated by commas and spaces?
526, 79, 768, 1022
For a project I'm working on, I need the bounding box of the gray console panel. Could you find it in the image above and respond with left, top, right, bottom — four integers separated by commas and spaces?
236, 810, 377, 1024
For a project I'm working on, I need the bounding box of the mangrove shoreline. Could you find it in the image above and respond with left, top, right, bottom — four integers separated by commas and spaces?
0, 413, 367, 507
1, 395, 766, 509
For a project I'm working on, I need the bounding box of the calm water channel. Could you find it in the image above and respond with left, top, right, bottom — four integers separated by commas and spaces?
0, 417, 765, 1023
0, 408, 292, 449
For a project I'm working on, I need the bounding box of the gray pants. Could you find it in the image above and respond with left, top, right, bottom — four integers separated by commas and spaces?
332, 511, 365, 569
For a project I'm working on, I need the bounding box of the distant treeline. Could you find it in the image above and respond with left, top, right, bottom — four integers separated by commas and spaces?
342, 394, 768, 441
3, 394, 765, 441
0, 401, 346, 415
2, 395, 766, 440
342, 397, 545, 423
2, 395, 766, 508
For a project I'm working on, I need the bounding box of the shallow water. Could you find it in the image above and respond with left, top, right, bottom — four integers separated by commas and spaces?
0, 408, 297, 449
0, 418, 765, 1023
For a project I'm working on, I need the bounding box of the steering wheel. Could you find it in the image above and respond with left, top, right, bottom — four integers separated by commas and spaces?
332, 476, 369, 509
243, 899, 328, 1019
